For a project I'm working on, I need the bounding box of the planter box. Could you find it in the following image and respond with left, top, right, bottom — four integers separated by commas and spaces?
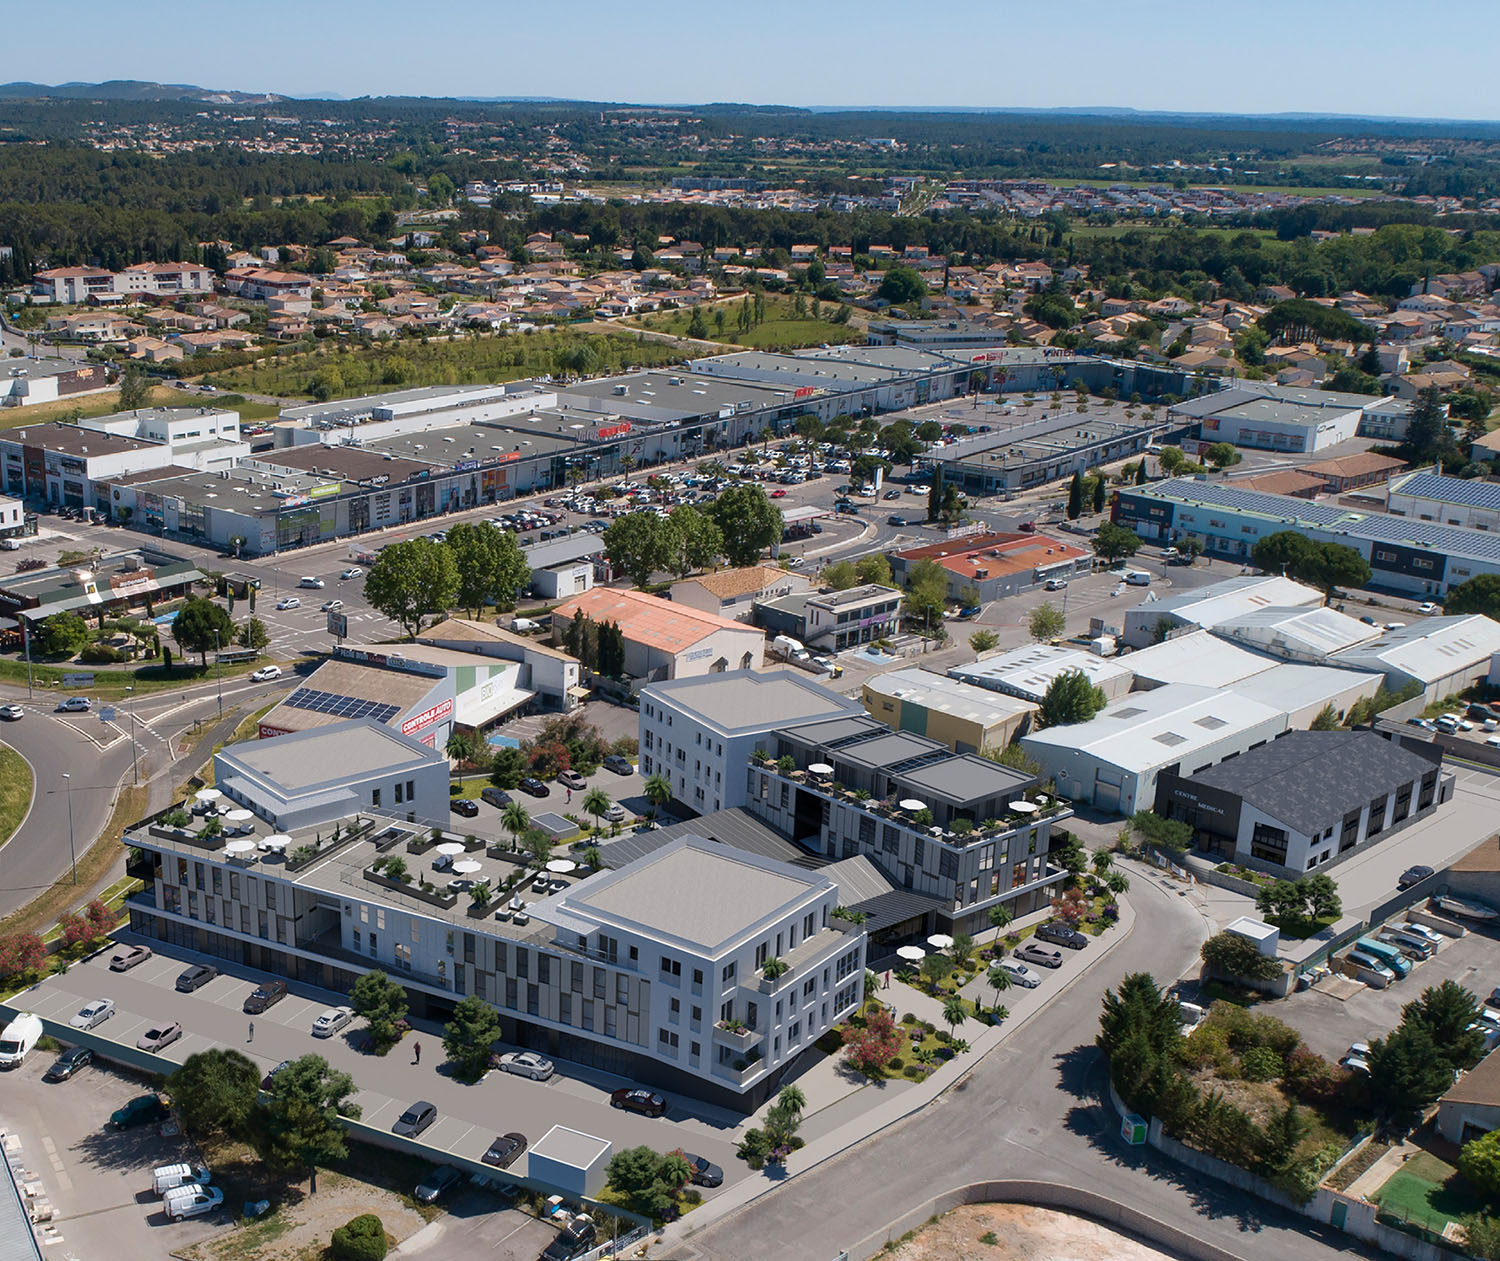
713, 1022, 761, 1051
757, 969, 792, 994
364, 869, 458, 909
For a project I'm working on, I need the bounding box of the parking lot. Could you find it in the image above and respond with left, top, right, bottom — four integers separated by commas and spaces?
15, 941, 746, 1201
1276, 915, 1500, 1062
0, 1047, 224, 1256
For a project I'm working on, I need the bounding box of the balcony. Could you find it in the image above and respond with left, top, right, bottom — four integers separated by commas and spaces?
712, 1055, 764, 1088
711, 1020, 762, 1053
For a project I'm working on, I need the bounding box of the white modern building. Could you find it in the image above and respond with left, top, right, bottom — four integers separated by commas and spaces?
1120, 575, 1325, 650
213, 720, 450, 831
1332, 616, 1500, 703
552, 588, 765, 682
1386, 472, 1500, 533
0, 493, 22, 538
30, 262, 215, 304
80, 406, 248, 472
947, 643, 1135, 705
639, 671, 864, 814
1019, 683, 1289, 815
416, 618, 581, 713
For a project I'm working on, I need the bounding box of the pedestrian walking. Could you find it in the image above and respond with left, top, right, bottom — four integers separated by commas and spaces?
414, 1041, 421, 1064
248, 1021, 254, 1043
566, 788, 572, 804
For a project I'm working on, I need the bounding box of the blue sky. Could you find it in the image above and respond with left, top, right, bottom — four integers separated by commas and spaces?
17, 0, 1500, 121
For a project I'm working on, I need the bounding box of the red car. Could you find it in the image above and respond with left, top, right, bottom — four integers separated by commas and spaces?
769, 489, 787, 498
610, 1087, 667, 1117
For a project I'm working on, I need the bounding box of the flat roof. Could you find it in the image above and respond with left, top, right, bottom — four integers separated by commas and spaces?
362, 422, 576, 466
1121, 631, 1276, 689
864, 667, 1036, 724
644, 670, 860, 733
687, 350, 905, 386
895, 532, 1088, 580
259, 444, 434, 485
566, 370, 796, 416
1230, 662, 1381, 711
812, 583, 901, 608
949, 644, 1134, 702
130, 466, 346, 516
218, 719, 440, 792
1022, 683, 1286, 774
0, 421, 161, 456
558, 836, 829, 952
1215, 398, 1360, 427
530, 1125, 611, 1167
900, 753, 1032, 802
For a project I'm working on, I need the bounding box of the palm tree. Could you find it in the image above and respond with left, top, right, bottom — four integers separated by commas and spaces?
501, 801, 529, 851
1106, 871, 1131, 895
581, 786, 611, 833
988, 904, 1012, 933
864, 968, 881, 1000
643, 774, 672, 820
986, 962, 1012, 1014
942, 994, 968, 1047
582, 844, 602, 870
1091, 849, 1113, 878
445, 730, 475, 765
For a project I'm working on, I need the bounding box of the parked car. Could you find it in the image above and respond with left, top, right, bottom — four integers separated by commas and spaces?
163, 1185, 223, 1222
1339, 1053, 1370, 1074
392, 1101, 438, 1138
883, 488, 902, 501
297, 576, 324, 589
480, 786, 513, 808
109, 944, 152, 971
176, 963, 219, 992
518, 777, 550, 798
321, 599, 344, 612
610, 1087, 667, 1117
250, 666, 282, 682
414, 1165, 463, 1204
44, 1046, 93, 1082
152, 1163, 212, 1196
1036, 921, 1087, 950
244, 980, 288, 1014
340, 567, 363, 580
1398, 865, 1435, 891
541, 1215, 597, 1261
55, 696, 91, 713
557, 769, 587, 790
450, 798, 480, 818
603, 802, 628, 823
681, 1153, 723, 1187
261, 1060, 291, 1090
275, 597, 300, 610
481, 1132, 528, 1169
1015, 942, 1064, 969
497, 1050, 554, 1081
1043, 578, 1069, 591
311, 1005, 355, 1038
998, 960, 1040, 989
111, 1093, 168, 1129
70, 998, 115, 1030
602, 754, 633, 775
0, 704, 23, 721
137, 1022, 183, 1053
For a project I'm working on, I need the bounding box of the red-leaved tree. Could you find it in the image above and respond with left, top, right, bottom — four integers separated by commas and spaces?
84, 899, 116, 941
58, 912, 90, 949
843, 1007, 904, 1076
0, 932, 47, 981
1052, 887, 1088, 924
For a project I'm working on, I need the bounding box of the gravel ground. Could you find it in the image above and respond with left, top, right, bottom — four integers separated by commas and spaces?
886, 1203, 1178, 1261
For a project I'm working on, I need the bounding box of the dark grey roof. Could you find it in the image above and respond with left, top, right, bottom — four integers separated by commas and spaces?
1394, 472, 1500, 511
1184, 731, 1438, 837
597, 808, 823, 871
820, 855, 946, 932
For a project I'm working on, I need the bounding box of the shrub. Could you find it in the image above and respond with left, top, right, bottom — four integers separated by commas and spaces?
79, 643, 124, 664
0, 932, 47, 981
901, 1012, 917, 1025
330, 1213, 387, 1261
903, 1064, 924, 1079
1241, 1046, 1283, 1082
889, 1056, 904, 1070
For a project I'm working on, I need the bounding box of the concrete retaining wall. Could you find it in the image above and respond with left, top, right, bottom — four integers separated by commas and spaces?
848, 1179, 1247, 1261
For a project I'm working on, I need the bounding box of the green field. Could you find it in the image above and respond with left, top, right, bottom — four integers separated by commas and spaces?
0, 382, 278, 429
0, 656, 267, 700
629, 294, 861, 351
1375, 1151, 1485, 1235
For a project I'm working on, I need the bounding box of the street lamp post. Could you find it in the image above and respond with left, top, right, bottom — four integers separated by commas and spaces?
212, 629, 223, 720
126, 685, 139, 787
62, 773, 77, 884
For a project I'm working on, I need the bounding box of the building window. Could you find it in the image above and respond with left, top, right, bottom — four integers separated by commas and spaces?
372, 787, 381, 808
1249, 822, 1290, 865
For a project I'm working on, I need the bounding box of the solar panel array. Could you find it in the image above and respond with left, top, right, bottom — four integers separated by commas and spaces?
1395, 472, 1500, 512
1140, 478, 1500, 563
283, 688, 401, 725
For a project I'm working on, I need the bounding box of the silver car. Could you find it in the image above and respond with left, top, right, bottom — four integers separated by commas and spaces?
311, 1005, 355, 1038
497, 1050, 554, 1081
70, 999, 115, 1030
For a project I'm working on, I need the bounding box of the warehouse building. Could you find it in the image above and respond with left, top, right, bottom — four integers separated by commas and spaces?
1207, 604, 1383, 664
0, 357, 110, 410
1386, 471, 1500, 532
861, 668, 1035, 754
1119, 574, 1324, 650
948, 643, 1135, 706
1019, 684, 1289, 815
1123, 630, 1279, 690
1171, 382, 1418, 450
1331, 616, 1500, 703
1154, 730, 1449, 875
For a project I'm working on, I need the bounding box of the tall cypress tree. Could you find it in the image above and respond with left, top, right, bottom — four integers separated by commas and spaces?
1066, 471, 1084, 520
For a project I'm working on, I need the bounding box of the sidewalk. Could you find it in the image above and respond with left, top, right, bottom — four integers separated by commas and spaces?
650, 890, 1140, 1256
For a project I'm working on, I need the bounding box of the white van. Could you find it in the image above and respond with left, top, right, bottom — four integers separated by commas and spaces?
1123, 570, 1152, 586
510, 617, 539, 633
0, 1012, 44, 1069
771, 634, 805, 658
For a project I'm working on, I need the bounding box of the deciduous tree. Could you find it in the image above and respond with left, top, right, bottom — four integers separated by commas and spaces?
350, 970, 408, 1051
706, 484, 783, 567
604, 511, 676, 588
442, 994, 501, 1082
445, 521, 530, 615
1038, 669, 1107, 727
363, 539, 459, 638
166, 1049, 260, 1139
250, 1054, 361, 1178
172, 596, 234, 665
1029, 602, 1065, 641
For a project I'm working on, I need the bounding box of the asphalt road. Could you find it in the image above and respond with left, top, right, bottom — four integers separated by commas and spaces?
674, 865, 1378, 1261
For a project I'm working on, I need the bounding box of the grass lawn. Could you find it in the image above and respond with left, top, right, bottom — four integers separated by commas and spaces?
0, 745, 34, 852
1375, 1150, 1486, 1235
0, 655, 266, 699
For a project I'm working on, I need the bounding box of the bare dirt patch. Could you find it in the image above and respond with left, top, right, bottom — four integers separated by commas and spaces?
176, 1171, 427, 1261
884, 1202, 1178, 1261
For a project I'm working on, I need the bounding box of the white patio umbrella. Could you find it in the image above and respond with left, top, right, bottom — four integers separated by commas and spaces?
224, 839, 256, 856
259, 835, 291, 852
896, 945, 926, 962
452, 859, 483, 875
808, 763, 834, 776
927, 934, 954, 951
435, 842, 467, 857
899, 798, 926, 812
546, 858, 577, 873
1009, 800, 1039, 815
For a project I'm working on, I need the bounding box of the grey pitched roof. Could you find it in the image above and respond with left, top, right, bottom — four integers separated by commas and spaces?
1184, 730, 1438, 836
596, 808, 822, 871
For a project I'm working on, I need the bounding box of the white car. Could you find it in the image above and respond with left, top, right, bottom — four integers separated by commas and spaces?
311, 1005, 355, 1038
1044, 578, 1068, 591
297, 576, 325, 589
1339, 1054, 1370, 1074
497, 1050, 555, 1081
70, 999, 115, 1030
0, 704, 22, 721
275, 597, 300, 610
55, 696, 91, 713
1418, 601, 1439, 615
340, 567, 363, 580
250, 665, 282, 682
321, 599, 344, 612
999, 961, 1040, 989
603, 803, 628, 823
163, 1185, 223, 1221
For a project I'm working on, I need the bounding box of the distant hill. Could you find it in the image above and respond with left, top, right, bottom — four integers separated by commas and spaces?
0, 80, 284, 104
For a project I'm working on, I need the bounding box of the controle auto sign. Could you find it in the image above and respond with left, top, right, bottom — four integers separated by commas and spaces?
401, 699, 453, 735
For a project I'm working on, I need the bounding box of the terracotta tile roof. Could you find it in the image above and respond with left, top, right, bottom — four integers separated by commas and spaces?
894, 532, 1090, 582
676, 566, 789, 601
1299, 452, 1408, 479
551, 588, 757, 654
1234, 471, 1328, 496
